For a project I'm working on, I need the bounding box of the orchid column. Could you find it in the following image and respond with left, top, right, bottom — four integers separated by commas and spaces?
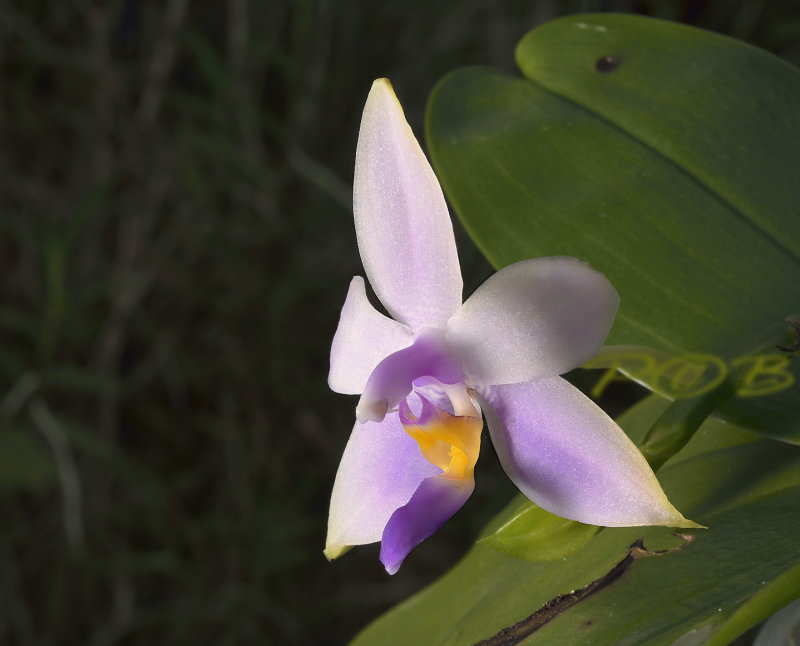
325, 79, 696, 575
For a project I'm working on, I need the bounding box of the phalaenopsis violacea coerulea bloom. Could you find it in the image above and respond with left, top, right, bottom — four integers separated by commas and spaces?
325, 79, 695, 574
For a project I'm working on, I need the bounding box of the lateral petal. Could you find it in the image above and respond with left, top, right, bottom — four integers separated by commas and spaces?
329, 276, 413, 395
481, 377, 697, 528
324, 413, 441, 561
354, 79, 462, 331
380, 476, 473, 574
446, 257, 619, 386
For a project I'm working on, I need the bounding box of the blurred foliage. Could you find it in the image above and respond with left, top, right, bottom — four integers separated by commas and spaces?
0, 0, 798, 644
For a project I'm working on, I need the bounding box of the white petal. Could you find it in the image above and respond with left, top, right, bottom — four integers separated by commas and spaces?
354, 79, 462, 331
446, 257, 619, 386
481, 377, 697, 528
329, 276, 413, 395
325, 413, 441, 560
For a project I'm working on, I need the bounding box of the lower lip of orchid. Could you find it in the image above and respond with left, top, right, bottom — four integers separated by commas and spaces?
379, 474, 474, 574
378, 385, 482, 574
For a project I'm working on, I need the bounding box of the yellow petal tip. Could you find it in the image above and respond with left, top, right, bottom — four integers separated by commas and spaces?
368, 78, 403, 112
323, 543, 352, 561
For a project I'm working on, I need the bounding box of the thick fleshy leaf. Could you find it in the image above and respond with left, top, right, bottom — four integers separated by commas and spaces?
426, 16, 800, 358
380, 476, 473, 574
328, 276, 412, 395
515, 15, 800, 262
446, 257, 618, 386
354, 79, 462, 331
481, 377, 693, 527
324, 413, 440, 560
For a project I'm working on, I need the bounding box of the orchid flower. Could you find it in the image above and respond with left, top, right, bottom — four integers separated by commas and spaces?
325, 79, 696, 575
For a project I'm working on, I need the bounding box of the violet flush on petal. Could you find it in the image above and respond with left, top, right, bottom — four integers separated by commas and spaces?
325, 78, 698, 575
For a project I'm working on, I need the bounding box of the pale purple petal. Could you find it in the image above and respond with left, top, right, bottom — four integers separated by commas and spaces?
329, 276, 413, 395
380, 476, 473, 574
446, 257, 619, 386
325, 413, 441, 560
354, 79, 462, 331
356, 329, 463, 424
480, 377, 696, 527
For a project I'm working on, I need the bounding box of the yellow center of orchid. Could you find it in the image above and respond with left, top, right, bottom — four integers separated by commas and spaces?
401, 399, 482, 481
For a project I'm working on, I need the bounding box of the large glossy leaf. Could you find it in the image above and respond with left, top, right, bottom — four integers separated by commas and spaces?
350, 395, 800, 645
426, 14, 800, 360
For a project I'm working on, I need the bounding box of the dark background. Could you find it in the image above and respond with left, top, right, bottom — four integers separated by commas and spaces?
1, 1, 798, 644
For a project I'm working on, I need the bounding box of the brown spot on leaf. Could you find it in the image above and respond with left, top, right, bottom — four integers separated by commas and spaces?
595, 55, 621, 73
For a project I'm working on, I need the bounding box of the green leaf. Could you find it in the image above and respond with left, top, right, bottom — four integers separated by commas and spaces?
515, 15, 800, 260
637, 374, 739, 470
350, 396, 800, 645
478, 500, 599, 562
40, 364, 118, 396
0, 425, 56, 494
426, 14, 800, 359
